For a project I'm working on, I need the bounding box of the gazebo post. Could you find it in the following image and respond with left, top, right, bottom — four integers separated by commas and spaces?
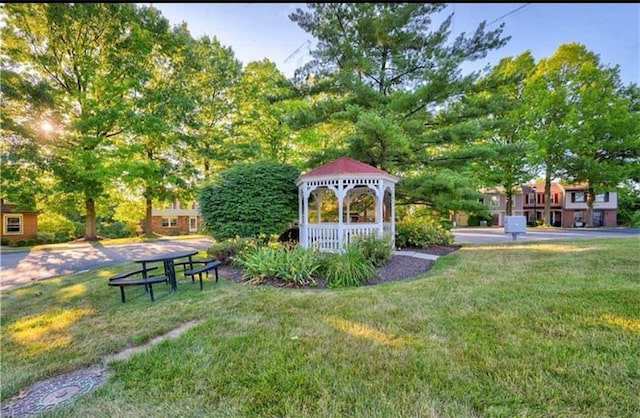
337, 182, 344, 250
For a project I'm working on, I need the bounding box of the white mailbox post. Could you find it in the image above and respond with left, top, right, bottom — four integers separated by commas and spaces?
504, 215, 526, 240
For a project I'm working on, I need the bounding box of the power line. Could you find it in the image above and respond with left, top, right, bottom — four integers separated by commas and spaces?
487, 3, 531, 27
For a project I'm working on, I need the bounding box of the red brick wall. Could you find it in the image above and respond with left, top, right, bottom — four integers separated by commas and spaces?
151, 216, 191, 235
0, 212, 38, 240
603, 210, 617, 227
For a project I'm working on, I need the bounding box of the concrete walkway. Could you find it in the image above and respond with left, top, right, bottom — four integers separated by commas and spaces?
393, 250, 440, 260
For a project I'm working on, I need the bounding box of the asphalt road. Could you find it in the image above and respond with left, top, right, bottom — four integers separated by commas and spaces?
1, 228, 638, 290
453, 226, 640, 244
0, 237, 214, 291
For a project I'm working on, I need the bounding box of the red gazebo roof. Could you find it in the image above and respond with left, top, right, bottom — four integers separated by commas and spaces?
298, 156, 392, 180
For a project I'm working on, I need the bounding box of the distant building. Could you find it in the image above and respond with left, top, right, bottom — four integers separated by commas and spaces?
150, 200, 203, 235
454, 182, 617, 227
0, 199, 39, 241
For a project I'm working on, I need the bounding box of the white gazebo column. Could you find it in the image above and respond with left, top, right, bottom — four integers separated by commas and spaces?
337, 181, 344, 250
390, 184, 396, 248
375, 181, 385, 236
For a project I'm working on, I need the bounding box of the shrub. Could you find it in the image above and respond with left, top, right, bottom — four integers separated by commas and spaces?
236, 244, 321, 286
1, 237, 9, 246
198, 161, 300, 240
14, 239, 28, 247
352, 233, 393, 267
395, 218, 453, 248
8, 240, 17, 247
321, 245, 376, 288
38, 212, 76, 239
207, 237, 255, 266
98, 221, 137, 238
36, 231, 56, 244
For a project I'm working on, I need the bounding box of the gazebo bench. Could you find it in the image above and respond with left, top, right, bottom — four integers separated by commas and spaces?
183, 260, 221, 290
108, 267, 167, 303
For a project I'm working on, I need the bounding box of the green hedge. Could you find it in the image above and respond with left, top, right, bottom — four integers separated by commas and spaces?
198, 161, 300, 240
395, 218, 453, 248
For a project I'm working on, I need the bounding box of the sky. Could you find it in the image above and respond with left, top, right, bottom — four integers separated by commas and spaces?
147, 3, 639, 86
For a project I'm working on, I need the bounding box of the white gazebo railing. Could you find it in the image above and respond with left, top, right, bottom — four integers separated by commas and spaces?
304, 223, 383, 252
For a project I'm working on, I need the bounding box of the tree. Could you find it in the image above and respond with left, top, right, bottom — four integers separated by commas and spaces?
289, 3, 510, 216
523, 43, 640, 226
0, 69, 56, 209
229, 59, 296, 163
116, 20, 202, 236
180, 34, 242, 177
1, 3, 171, 239
465, 51, 538, 215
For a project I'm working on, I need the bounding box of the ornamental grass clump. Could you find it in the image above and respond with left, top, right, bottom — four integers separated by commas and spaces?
236, 244, 321, 286
352, 233, 393, 267
321, 244, 376, 288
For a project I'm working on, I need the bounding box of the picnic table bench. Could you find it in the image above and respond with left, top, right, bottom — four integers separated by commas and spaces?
108, 266, 168, 303
183, 260, 221, 290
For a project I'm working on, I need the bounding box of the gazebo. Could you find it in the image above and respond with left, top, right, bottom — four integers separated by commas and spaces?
296, 156, 400, 252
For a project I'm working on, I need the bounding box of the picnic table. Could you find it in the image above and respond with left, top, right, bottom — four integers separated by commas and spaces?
133, 250, 199, 292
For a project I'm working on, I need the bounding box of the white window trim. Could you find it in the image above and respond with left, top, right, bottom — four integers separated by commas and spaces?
161, 216, 178, 228
3, 214, 23, 235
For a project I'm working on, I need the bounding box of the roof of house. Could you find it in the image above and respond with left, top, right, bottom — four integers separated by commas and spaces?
298, 156, 396, 180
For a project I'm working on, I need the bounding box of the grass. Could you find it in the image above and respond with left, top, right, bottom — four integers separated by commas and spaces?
1, 237, 639, 417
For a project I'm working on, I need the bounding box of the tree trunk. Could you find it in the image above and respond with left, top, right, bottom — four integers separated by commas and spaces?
85, 198, 98, 241
585, 187, 594, 227
543, 170, 552, 227
144, 197, 154, 237
505, 192, 513, 216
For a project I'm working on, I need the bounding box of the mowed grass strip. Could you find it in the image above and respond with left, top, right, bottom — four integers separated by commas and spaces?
1, 238, 638, 417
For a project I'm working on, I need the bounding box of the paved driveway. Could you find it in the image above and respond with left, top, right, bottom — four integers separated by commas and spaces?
0, 237, 214, 291
452, 226, 640, 244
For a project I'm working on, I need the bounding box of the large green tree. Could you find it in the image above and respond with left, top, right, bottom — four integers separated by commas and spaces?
464, 51, 538, 215
1, 3, 170, 239
523, 43, 640, 226
289, 3, 510, 216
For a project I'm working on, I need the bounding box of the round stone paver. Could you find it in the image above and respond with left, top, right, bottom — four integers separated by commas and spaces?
1, 366, 107, 417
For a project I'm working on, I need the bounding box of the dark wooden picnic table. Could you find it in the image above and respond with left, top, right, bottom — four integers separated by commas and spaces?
133, 250, 199, 292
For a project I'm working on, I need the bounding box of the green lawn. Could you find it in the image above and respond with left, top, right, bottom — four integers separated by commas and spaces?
1, 238, 639, 417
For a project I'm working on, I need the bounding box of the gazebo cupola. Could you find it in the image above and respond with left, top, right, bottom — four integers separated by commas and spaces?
296, 156, 400, 252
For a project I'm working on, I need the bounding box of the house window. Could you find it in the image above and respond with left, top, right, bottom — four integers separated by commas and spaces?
527, 193, 535, 205
572, 192, 586, 203
573, 211, 583, 222
3, 214, 22, 235
161, 217, 177, 227
490, 196, 500, 207
595, 192, 609, 203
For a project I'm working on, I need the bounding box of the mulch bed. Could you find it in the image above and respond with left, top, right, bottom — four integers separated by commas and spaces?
217, 245, 461, 289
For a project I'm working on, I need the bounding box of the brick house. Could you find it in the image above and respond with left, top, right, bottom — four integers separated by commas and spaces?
0, 199, 39, 241
478, 186, 526, 227
467, 182, 617, 228
150, 200, 203, 235
562, 183, 617, 227
522, 182, 565, 227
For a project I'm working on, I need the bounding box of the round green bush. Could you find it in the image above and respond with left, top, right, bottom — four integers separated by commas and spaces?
395, 218, 453, 248
198, 161, 300, 240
